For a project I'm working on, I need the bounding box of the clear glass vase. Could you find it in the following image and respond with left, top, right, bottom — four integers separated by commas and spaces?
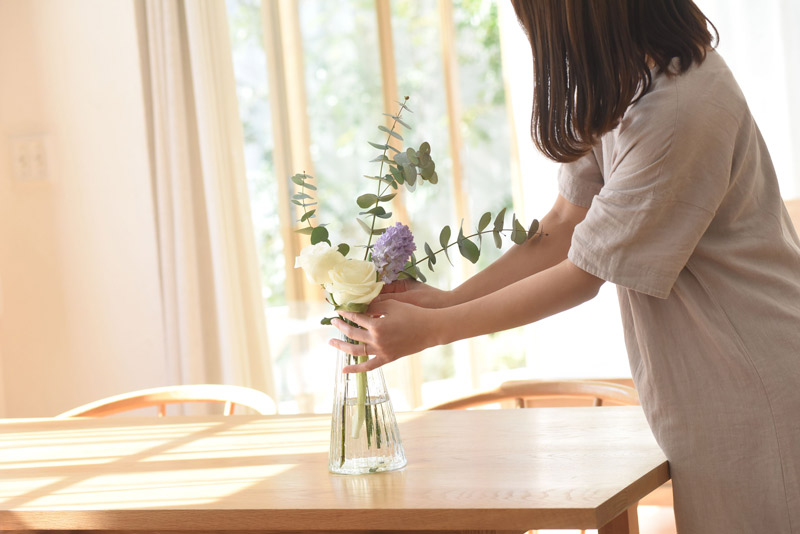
328, 333, 406, 475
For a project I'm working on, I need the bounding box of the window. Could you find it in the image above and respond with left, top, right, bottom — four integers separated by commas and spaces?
226, 0, 631, 413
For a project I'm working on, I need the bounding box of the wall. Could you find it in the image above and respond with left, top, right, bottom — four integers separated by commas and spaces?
0, 0, 167, 417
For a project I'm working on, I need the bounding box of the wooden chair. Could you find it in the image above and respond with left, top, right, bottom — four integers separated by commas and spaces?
426, 379, 640, 410
55, 384, 277, 418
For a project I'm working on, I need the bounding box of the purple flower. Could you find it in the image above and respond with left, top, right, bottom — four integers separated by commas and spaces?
372, 222, 416, 284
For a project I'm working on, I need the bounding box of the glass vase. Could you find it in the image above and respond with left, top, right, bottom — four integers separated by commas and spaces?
328, 333, 406, 475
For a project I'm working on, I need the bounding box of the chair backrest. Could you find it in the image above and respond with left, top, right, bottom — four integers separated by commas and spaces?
55, 384, 277, 418
426, 379, 640, 410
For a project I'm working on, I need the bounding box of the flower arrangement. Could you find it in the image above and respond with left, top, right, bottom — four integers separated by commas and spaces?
292, 98, 537, 467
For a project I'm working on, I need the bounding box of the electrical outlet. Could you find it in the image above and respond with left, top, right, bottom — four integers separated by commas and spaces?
10, 135, 51, 181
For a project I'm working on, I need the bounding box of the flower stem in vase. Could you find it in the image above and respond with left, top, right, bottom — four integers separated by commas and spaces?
352, 351, 367, 439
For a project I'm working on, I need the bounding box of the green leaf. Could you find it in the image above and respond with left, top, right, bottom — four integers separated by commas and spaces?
510, 217, 527, 245
356, 194, 378, 208
439, 225, 451, 249
383, 113, 411, 130
368, 141, 390, 151
424, 242, 436, 265
320, 317, 335, 325
389, 165, 404, 184
420, 160, 436, 180
337, 243, 350, 257
295, 227, 314, 235
310, 226, 330, 245
428, 171, 438, 185
291, 199, 303, 206
402, 164, 416, 186
493, 207, 507, 232
300, 209, 316, 222
478, 212, 492, 232
291, 175, 305, 186
378, 192, 397, 202
357, 218, 387, 236
418, 141, 430, 155
416, 268, 427, 283
302, 182, 317, 191
292, 193, 312, 200
360, 206, 387, 217
493, 229, 502, 249
396, 100, 414, 113
405, 147, 419, 165
527, 219, 540, 238
378, 125, 403, 141
457, 226, 480, 264
370, 155, 393, 164
363, 175, 390, 184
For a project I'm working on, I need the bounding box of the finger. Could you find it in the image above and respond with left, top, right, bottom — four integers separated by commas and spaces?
380, 279, 414, 294
330, 319, 369, 343
329, 337, 369, 356
336, 311, 374, 329
342, 355, 386, 373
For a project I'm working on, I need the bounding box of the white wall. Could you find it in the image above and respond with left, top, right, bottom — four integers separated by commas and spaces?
0, 0, 167, 417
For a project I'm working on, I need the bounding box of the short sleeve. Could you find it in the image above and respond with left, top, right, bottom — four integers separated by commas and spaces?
558, 149, 603, 208
568, 78, 737, 299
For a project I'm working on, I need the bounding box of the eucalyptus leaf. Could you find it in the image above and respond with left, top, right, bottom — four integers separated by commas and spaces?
493, 207, 507, 232
292, 193, 312, 200
295, 227, 314, 235
406, 147, 419, 165
356, 194, 378, 208
393, 152, 409, 166
360, 206, 387, 217
478, 212, 492, 232
420, 160, 436, 180
378, 192, 397, 202
368, 141, 390, 151
291, 175, 306, 186
291, 199, 303, 206
457, 226, 480, 264
383, 113, 411, 130
337, 243, 350, 257
418, 141, 431, 155
357, 218, 387, 236
302, 182, 317, 191
424, 242, 436, 265
402, 163, 416, 186
511, 217, 527, 245
378, 125, 403, 141
527, 219, 540, 238
389, 165, 404, 184
376, 212, 392, 219
439, 226, 452, 264
310, 226, 330, 245
300, 209, 316, 222
370, 155, 393, 164
396, 100, 413, 113
428, 171, 438, 185
320, 317, 335, 325
493, 229, 502, 249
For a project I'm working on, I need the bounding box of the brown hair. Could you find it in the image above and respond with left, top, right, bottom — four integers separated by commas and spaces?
511, 0, 718, 162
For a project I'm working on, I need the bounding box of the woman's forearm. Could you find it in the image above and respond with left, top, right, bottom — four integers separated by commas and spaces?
449, 195, 589, 305
437, 259, 604, 345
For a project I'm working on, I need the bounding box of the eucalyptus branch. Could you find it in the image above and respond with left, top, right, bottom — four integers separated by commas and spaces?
363, 97, 410, 259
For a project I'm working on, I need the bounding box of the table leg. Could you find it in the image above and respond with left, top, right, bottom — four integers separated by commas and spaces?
598, 504, 639, 534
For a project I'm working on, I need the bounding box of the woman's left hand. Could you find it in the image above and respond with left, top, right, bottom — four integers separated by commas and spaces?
329, 299, 443, 373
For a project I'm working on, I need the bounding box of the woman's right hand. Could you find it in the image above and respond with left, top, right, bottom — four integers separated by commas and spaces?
370, 278, 455, 309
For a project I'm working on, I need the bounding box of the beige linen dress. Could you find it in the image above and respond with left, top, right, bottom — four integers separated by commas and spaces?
559, 50, 800, 533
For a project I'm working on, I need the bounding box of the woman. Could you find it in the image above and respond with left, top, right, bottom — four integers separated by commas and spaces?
331, 1, 800, 531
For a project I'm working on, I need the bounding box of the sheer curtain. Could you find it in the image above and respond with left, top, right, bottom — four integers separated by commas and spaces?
499, 0, 800, 380
136, 0, 275, 400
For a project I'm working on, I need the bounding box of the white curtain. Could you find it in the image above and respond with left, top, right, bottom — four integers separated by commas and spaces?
136, 0, 275, 399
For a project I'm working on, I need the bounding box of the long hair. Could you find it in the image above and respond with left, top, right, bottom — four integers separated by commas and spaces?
511, 0, 718, 162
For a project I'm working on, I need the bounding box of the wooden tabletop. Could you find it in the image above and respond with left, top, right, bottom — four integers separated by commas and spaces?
0, 407, 668, 533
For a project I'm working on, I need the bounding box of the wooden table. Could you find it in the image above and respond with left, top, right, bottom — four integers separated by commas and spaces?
0, 407, 668, 534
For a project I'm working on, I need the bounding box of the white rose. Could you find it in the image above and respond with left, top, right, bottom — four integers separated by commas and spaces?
324, 259, 384, 308
294, 243, 346, 285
